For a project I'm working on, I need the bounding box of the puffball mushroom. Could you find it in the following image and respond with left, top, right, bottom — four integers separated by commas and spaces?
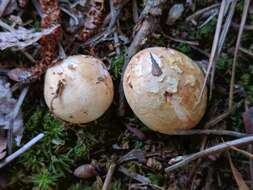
44, 55, 114, 124
123, 47, 207, 134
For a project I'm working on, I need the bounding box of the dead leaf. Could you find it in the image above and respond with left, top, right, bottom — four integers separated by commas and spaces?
118, 149, 146, 164
0, 25, 60, 50
228, 154, 249, 190
73, 164, 97, 179
126, 125, 146, 140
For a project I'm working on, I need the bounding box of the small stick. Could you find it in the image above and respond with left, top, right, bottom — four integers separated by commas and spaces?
229, 0, 250, 110
7, 87, 29, 154
186, 3, 220, 22
230, 146, 253, 159
102, 163, 117, 190
239, 47, 253, 57
165, 135, 253, 173
0, 133, 44, 168
172, 129, 246, 138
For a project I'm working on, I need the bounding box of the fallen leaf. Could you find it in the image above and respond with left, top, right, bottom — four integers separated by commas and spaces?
0, 25, 60, 50
228, 154, 249, 190
126, 125, 146, 140
73, 164, 97, 179
118, 149, 146, 164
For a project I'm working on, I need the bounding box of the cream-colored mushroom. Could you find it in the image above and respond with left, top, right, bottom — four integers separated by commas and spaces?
123, 47, 207, 134
44, 55, 114, 124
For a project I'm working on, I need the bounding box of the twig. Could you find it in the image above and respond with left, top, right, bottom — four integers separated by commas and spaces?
229, 0, 250, 110
239, 47, 253, 57
172, 129, 246, 138
7, 87, 29, 154
186, 3, 220, 22
102, 163, 117, 190
0, 133, 44, 168
165, 135, 253, 173
166, 35, 199, 46
230, 146, 253, 159
231, 22, 253, 31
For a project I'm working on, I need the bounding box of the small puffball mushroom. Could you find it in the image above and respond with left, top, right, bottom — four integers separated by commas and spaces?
123, 47, 207, 134
44, 55, 114, 124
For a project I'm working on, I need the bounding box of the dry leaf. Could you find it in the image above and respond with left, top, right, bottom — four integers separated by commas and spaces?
228, 154, 249, 190
73, 164, 97, 179
0, 25, 60, 50
126, 125, 146, 140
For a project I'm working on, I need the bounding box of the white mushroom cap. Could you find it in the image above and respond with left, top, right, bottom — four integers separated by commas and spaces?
123, 47, 207, 134
44, 55, 114, 124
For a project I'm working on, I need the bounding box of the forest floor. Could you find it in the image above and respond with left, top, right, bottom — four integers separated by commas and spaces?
0, 0, 253, 189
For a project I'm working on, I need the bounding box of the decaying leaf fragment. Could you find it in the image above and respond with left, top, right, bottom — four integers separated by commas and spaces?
77, 0, 105, 41
0, 78, 24, 146
0, 25, 60, 51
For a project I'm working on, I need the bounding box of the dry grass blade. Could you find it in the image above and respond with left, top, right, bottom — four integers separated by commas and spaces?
210, 0, 237, 97
198, 0, 226, 102
229, 0, 250, 110
228, 154, 250, 190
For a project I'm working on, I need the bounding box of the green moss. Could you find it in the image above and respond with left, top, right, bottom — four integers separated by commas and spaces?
110, 54, 124, 79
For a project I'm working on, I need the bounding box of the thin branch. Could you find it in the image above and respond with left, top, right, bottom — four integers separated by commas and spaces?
172, 129, 246, 138
165, 135, 253, 173
239, 46, 253, 57
230, 146, 253, 159
229, 0, 250, 110
186, 3, 220, 22
7, 87, 29, 154
0, 133, 44, 168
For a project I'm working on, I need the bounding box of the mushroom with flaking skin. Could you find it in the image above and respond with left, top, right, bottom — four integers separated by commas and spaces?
123, 47, 207, 134
44, 55, 114, 124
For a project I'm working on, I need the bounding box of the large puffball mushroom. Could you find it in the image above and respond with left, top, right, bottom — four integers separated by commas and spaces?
123, 47, 207, 134
44, 55, 114, 124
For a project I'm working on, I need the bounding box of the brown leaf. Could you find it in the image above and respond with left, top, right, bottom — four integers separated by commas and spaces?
73, 164, 97, 179
0, 25, 60, 50
243, 107, 253, 134
228, 155, 249, 190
